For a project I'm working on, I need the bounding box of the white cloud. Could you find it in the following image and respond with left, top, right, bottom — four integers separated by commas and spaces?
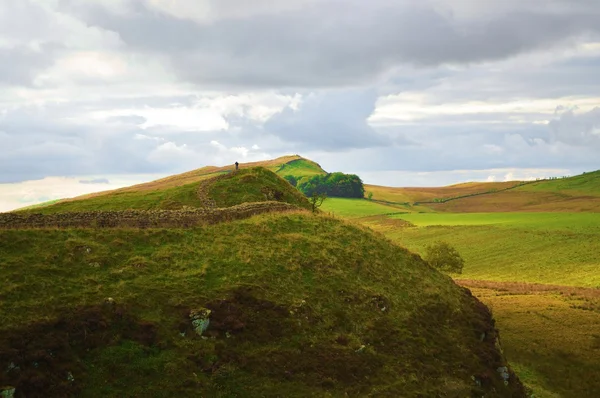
0, 174, 165, 212
148, 141, 195, 163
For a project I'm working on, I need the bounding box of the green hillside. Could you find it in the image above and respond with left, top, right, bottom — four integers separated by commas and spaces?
0, 213, 524, 397
516, 170, 600, 196
13, 155, 326, 214
208, 167, 312, 210
274, 158, 327, 179
17, 167, 309, 215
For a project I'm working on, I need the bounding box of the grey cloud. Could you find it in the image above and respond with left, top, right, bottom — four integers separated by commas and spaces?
549, 107, 600, 147
79, 178, 110, 184
63, 0, 600, 88
0, 45, 59, 86
264, 89, 391, 150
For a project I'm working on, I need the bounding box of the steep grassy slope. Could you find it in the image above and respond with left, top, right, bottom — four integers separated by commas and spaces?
0, 213, 524, 397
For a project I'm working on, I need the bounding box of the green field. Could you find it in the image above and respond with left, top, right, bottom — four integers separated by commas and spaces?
320, 198, 408, 218
392, 212, 600, 233
373, 212, 600, 288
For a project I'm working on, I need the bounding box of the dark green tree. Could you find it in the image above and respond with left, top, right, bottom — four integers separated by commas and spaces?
297, 172, 364, 198
283, 175, 297, 187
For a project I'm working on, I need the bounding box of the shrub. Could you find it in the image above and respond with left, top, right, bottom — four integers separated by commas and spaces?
424, 241, 464, 274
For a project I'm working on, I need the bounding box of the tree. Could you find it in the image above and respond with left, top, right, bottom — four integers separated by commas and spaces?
367, 191, 373, 200
309, 192, 327, 213
424, 241, 464, 274
283, 175, 297, 187
297, 172, 364, 198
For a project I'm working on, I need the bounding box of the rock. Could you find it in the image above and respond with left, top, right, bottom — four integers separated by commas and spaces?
497, 366, 510, 385
1, 387, 15, 398
190, 308, 212, 336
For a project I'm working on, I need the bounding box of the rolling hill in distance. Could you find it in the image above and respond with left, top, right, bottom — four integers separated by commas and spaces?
2, 154, 600, 397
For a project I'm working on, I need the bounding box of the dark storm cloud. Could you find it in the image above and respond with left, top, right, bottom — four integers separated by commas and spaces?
65, 0, 600, 88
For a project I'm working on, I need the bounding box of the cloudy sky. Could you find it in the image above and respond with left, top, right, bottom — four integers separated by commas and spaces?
1, 0, 600, 211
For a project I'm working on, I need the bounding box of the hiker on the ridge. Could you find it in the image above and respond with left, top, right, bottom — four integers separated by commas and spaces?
235, 161, 239, 171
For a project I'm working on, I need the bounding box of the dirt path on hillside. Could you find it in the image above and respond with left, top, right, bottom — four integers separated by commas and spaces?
196, 172, 237, 208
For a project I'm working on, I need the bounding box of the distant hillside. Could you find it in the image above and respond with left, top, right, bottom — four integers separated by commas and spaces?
0, 212, 525, 397
363, 170, 600, 213
430, 170, 600, 212
15, 156, 324, 214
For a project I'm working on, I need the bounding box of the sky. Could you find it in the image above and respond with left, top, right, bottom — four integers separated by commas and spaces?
1, 0, 600, 211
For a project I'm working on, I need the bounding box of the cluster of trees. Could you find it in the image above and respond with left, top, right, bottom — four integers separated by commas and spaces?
285, 172, 365, 198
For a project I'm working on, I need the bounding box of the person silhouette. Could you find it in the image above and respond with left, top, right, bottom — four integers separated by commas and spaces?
235, 161, 239, 171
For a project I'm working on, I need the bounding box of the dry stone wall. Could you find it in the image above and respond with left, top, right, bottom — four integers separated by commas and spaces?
0, 202, 298, 229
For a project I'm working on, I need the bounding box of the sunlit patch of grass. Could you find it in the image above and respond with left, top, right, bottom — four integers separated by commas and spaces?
320, 198, 409, 218
374, 212, 600, 287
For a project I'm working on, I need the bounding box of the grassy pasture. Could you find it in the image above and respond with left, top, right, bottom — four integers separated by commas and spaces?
320, 198, 408, 218
374, 212, 600, 287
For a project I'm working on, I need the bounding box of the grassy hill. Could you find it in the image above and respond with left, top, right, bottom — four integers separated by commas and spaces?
16, 159, 320, 215
0, 212, 524, 397
14, 156, 325, 214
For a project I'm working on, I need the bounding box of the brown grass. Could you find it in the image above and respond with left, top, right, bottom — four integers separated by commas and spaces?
431, 191, 600, 212
366, 181, 520, 204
